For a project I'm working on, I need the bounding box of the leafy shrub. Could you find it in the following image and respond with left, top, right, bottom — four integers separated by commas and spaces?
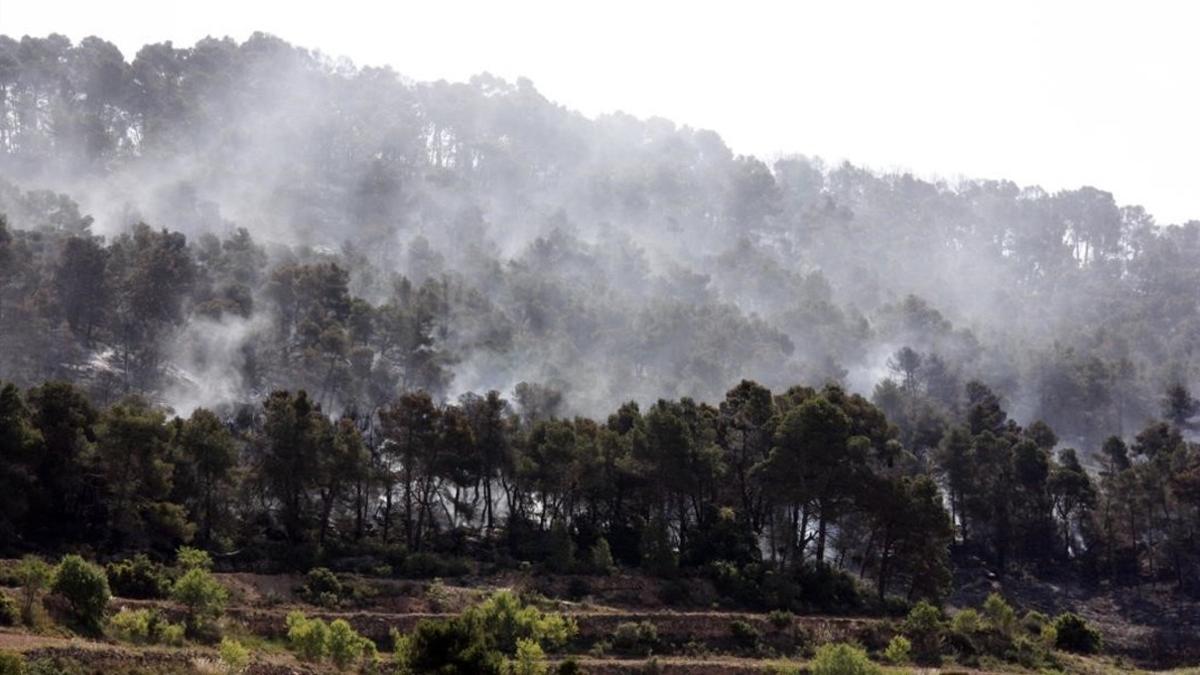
51, 555, 110, 631
15, 557, 52, 626
0, 595, 16, 626
1052, 612, 1101, 654
882, 635, 911, 664
108, 608, 187, 646
105, 555, 172, 599
545, 522, 575, 574
328, 618, 376, 670
767, 609, 793, 629
612, 621, 659, 656
171, 567, 228, 639
0, 651, 22, 675
901, 600, 944, 664
301, 567, 343, 608
396, 591, 576, 674
589, 538, 615, 575
218, 638, 250, 674
810, 643, 881, 675
729, 619, 760, 650
1022, 610, 1049, 634
981, 593, 1018, 638
287, 611, 330, 662
176, 547, 214, 571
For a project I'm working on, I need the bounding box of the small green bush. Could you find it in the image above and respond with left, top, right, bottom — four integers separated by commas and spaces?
51, 555, 110, 631
901, 600, 944, 664
981, 593, 1018, 638
328, 618, 375, 670
0, 650, 23, 675
105, 555, 172, 599
108, 608, 186, 646
555, 656, 583, 675
1052, 612, 1101, 654
176, 547, 214, 571
611, 621, 658, 656
1022, 610, 1050, 634
218, 637, 250, 674
171, 567, 228, 639
287, 611, 330, 662
882, 635, 911, 664
729, 618, 760, 650
810, 643, 881, 675
0, 594, 17, 626
590, 538, 616, 575
15, 557, 53, 626
767, 609, 793, 629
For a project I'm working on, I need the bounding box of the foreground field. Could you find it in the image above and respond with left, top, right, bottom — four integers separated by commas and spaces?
3, 563, 1198, 674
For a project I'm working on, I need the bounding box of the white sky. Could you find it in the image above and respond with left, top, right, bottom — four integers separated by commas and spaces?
2, 0, 1198, 223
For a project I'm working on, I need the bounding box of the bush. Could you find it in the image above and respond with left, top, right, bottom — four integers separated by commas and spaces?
403, 552, 471, 578
901, 600, 944, 664
51, 555, 110, 631
590, 538, 615, 575
327, 618, 375, 670
301, 567, 343, 608
882, 635, 911, 664
15, 557, 52, 626
545, 522, 575, 574
218, 638, 250, 674
981, 593, 1018, 638
396, 591, 576, 673
287, 611, 330, 662
0, 595, 17, 626
555, 656, 583, 675
176, 547, 214, 571
767, 609, 793, 629
0, 651, 23, 675
612, 621, 658, 656
729, 619, 760, 650
107, 608, 186, 646
105, 555, 172, 599
171, 567, 228, 639
809, 643, 881, 675
1022, 610, 1050, 635
1052, 612, 1101, 654
565, 577, 591, 601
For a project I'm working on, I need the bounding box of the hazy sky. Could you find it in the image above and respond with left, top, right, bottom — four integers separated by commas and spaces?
4, 0, 1198, 222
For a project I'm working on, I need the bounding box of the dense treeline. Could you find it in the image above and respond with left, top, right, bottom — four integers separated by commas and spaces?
2, 373, 1198, 605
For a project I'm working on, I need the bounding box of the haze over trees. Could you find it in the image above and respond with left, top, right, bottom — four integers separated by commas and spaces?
0, 32, 1199, 601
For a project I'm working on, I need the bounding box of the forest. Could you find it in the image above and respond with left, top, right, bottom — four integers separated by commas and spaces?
0, 31, 1198, 674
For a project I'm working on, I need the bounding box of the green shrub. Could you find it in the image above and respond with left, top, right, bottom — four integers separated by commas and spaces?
809, 643, 881, 675
901, 600, 944, 664
729, 619, 760, 650
403, 552, 471, 578
15, 557, 52, 626
327, 618, 375, 670
1022, 610, 1050, 634
767, 609, 793, 629
545, 521, 575, 574
396, 591, 576, 673
612, 621, 658, 656
1052, 612, 1101, 654
108, 608, 155, 644
882, 635, 911, 664
287, 611, 330, 662
981, 593, 1018, 638
0, 651, 23, 675
105, 555, 172, 599
176, 546, 213, 571
107, 608, 186, 646
301, 567, 343, 608
170, 567, 228, 639
0, 594, 17, 626
51, 555, 110, 631
218, 638, 250, 674
590, 538, 615, 575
